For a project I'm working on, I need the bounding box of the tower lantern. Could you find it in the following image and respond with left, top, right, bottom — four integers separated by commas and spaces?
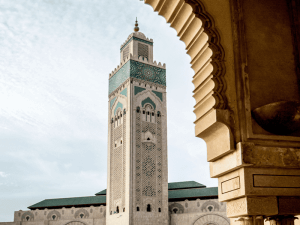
106, 20, 168, 225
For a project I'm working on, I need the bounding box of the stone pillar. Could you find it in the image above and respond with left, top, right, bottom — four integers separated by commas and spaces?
267, 216, 299, 225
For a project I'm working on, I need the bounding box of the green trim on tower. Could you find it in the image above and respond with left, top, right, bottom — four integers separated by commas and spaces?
109, 60, 166, 95
109, 61, 130, 95
130, 60, 166, 86
114, 102, 123, 115
134, 86, 146, 95
142, 97, 156, 110
120, 88, 127, 97
110, 97, 116, 108
152, 90, 163, 101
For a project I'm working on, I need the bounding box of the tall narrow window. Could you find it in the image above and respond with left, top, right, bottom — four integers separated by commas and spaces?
158, 208, 161, 212
116, 206, 119, 213
147, 204, 151, 212
137, 207, 140, 211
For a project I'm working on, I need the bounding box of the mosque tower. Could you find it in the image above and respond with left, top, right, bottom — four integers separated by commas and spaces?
106, 19, 168, 225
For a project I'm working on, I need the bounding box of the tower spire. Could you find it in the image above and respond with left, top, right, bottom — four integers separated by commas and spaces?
134, 17, 139, 32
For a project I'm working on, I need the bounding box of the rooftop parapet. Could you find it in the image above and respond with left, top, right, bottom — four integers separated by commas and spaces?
109, 53, 166, 79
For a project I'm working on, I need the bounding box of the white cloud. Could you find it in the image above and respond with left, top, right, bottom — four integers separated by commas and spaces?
0, 172, 8, 178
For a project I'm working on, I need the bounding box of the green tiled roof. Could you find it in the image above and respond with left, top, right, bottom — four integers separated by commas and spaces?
168, 187, 218, 200
168, 181, 206, 190
29, 181, 216, 209
95, 189, 106, 196
28, 195, 106, 209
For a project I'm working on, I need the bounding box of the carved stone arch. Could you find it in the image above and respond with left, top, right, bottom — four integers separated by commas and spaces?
201, 200, 220, 211
193, 213, 230, 225
21, 211, 34, 221
144, 0, 235, 162
64, 221, 87, 225
169, 202, 184, 214
47, 210, 61, 220
74, 208, 89, 219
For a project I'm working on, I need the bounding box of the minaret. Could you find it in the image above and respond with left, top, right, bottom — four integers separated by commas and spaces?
106, 20, 168, 225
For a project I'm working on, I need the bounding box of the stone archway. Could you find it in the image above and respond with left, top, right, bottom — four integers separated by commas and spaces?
143, 0, 236, 159
64, 221, 87, 225
194, 214, 230, 225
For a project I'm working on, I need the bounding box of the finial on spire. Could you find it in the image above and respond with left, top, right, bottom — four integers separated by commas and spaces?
134, 17, 139, 32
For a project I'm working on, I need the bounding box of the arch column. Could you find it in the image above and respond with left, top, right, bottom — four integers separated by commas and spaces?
144, 0, 300, 222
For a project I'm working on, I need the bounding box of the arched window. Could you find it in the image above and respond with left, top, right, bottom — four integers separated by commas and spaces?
143, 110, 145, 114
123, 208, 125, 212
26, 216, 30, 221
52, 215, 56, 220
124, 109, 126, 114
173, 208, 178, 214
116, 206, 119, 213
137, 207, 140, 211
147, 204, 151, 212
157, 111, 161, 117
136, 107, 140, 113
158, 208, 161, 212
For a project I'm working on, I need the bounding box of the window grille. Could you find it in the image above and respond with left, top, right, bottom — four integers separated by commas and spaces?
138, 43, 148, 60
123, 46, 129, 61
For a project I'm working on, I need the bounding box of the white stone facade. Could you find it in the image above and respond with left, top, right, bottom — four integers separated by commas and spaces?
107, 30, 168, 225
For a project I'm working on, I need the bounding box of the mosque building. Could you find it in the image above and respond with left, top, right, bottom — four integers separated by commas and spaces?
0, 20, 229, 225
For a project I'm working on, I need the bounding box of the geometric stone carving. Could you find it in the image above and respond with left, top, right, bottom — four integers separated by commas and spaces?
21, 211, 34, 221
47, 210, 61, 220
194, 214, 230, 225
74, 208, 89, 219
169, 203, 185, 214
201, 200, 220, 212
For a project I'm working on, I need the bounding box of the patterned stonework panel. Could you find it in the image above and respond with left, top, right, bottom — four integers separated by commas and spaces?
138, 43, 149, 60
135, 109, 163, 210
109, 115, 126, 212
157, 115, 162, 208
122, 114, 126, 208
109, 60, 166, 94
130, 60, 166, 86
135, 111, 142, 204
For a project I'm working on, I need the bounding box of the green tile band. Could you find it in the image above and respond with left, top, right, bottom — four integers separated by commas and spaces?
109, 60, 166, 95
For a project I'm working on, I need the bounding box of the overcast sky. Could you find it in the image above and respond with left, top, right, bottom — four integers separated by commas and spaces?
0, 0, 217, 221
